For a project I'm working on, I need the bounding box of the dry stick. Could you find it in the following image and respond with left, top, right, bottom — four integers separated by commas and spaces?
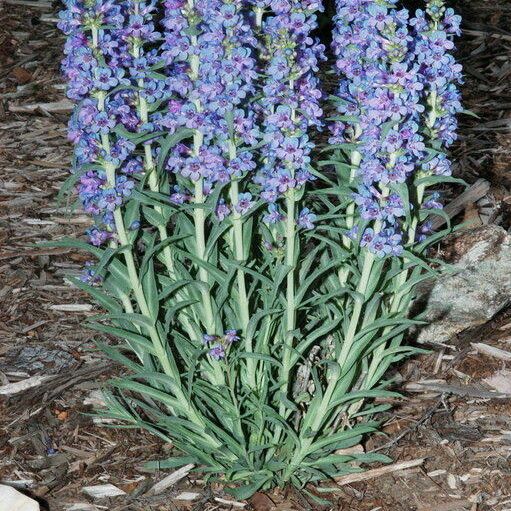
334, 457, 424, 486
430, 178, 490, 230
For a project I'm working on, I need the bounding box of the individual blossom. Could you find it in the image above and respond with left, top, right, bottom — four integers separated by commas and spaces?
224, 330, 240, 343
80, 261, 103, 285
297, 207, 317, 230
209, 344, 226, 360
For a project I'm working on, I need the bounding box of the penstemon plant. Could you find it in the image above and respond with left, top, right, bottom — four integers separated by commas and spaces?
53, 0, 462, 499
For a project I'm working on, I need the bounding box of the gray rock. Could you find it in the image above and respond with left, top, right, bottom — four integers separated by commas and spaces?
415, 226, 511, 345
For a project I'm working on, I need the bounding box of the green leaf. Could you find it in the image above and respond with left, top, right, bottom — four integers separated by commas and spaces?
88, 322, 157, 355
225, 474, 271, 500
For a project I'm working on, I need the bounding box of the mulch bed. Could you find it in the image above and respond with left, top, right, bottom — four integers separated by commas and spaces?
1, 1, 510, 510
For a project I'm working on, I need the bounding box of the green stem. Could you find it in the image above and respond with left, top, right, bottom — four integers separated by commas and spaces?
284, 194, 296, 340
351, 89, 439, 403
193, 177, 215, 334
229, 177, 255, 389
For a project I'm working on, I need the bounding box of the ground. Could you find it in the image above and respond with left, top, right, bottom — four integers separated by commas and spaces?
1, 1, 511, 510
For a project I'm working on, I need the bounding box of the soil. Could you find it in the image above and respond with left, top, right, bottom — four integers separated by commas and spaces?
1, 1, 510, 510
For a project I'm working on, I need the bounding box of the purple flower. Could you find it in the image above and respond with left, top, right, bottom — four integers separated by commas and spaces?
87, 227, 112, 247
216, 199, 231, 220
224, 330, 240, 343
297, 208, 316, 230
209, 344, 225, 360
235, 193, 254, 215
203, 334, 218, 344
331, 0, 461, 253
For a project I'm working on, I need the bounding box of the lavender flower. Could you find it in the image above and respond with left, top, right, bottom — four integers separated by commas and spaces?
209, 344, 226, 360
331, 0, 462, 255
59, 0, 141, 256
254, 0, 325, 223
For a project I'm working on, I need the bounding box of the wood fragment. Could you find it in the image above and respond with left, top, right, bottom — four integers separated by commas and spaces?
334, 458, 424, 486
214, 497, 246, 508
483, 370, 511, 394
49, 304, 93, 312
147, 464, 194, 496
427, 469, 447, 477
4, 0, 52, 8
472, 342, 511, 361
82, 484, 126, 499
0, 375, 54, 396
405, 381, 510, 399
430, 179, 490, 230
174, 492, 201, 501
8, 99, 73, 114
66, 504, 103, 511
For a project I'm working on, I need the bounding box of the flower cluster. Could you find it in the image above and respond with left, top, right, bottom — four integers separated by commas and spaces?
255, 0, 325, 226
331, 0, 462, 255
59, 0, 151, 247
411, 2, 463, 158
203, 329, 240, 359
162, 0, 259, 216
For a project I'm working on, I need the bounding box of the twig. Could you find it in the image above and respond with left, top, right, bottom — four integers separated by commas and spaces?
371, 398, 444, 452
335, 458, 424, 486
147, 464, 194, 496
430, 178, 490, 230
472, 342, 511, 362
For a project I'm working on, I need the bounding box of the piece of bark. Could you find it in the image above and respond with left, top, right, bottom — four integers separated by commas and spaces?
405, 381, 509, 399
82, 484, 126, 499
49, 304, 93, 312
472, 342, 511, 361
174, 492, 201, 501
430, 179, 490, 230
9, 99, 73, 114
0, 375, 54, 396
250, 492, 275, 511
4, 0, 52, 8
147, 464, 194, 496
214, 497, 246, 508
335, 458, 424, 486
483, 370, 511, 394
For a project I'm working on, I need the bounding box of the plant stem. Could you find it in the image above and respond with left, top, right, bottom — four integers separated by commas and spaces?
229, 176, 255, 388
284, 194, 296, 341
338, 126, 362, 287
283, 234, 377, 480
193, 177, 216, 333
91, 24, 225, 441
134, 61, 197, 343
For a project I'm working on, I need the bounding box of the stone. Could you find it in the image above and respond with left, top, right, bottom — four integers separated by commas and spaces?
415, 226, 511, 345
0, 485, 39, 511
